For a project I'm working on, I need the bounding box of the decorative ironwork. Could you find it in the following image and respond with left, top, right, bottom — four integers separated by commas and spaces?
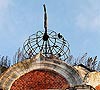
22, 4, 70, 61
22, 30, 70, 61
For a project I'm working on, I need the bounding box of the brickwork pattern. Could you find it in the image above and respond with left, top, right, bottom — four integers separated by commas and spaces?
10, 70, 70, 90
0, 53, 82, 90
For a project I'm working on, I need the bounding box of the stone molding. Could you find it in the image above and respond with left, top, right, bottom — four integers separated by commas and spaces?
0, 53, 82, 90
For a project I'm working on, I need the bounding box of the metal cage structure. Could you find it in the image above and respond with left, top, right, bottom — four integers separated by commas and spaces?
22, 5, 70, 61
22, 30, 70, 61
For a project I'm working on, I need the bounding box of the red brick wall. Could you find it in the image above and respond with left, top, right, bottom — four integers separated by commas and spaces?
10, 69, 70, 90
95, 84, 100, 90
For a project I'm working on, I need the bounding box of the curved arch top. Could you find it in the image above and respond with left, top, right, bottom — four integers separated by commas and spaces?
0, 53, 82, 90
10, 69, 70, 89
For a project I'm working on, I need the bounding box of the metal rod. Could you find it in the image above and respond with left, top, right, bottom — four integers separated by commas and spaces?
43, 4, 47, 34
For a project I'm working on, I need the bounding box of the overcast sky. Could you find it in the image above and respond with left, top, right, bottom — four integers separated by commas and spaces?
0, 0, 100, 61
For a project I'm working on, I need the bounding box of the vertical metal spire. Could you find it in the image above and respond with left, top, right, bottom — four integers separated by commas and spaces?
43, 4, 47, 33
43, 4, 49, 41
43, 4, 49, 56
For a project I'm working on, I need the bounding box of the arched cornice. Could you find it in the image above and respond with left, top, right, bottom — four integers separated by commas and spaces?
0, 53, 82, 90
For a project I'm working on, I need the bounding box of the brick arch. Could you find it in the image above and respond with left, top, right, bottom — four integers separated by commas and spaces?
10, 69, 70, 90
0, 54, 82, 90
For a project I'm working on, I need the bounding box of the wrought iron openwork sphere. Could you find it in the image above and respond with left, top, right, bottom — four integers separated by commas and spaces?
22, 30, 70, 61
